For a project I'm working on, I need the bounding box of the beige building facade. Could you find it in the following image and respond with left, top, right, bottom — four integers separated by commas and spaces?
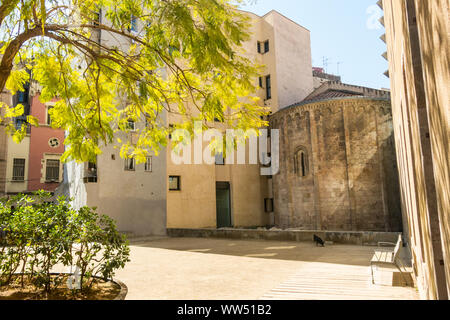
166, 10, 313, 229
381, 0, 449, 299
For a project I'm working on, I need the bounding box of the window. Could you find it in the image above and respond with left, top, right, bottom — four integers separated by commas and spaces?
124, 158, 135, 171
215, 153, 224, 165
264, 40, 269, 53
12, 159, 25, 181
145, 156, 152, 172
130, 15, 137, 32
257, 40, 269, 54
84, 161, 97, 183
47, 106, 54, 125
265, 75, 271, 100
294, 148, 309, 177
17, 91, 28, 104
45, 159, 60, 182
169, 176, 180, 191
168, 124, 174, 139
264, 198, 274, 213
15, 119, 27, 131
93, 10, 101, 26
259, 77, 263, 88
126, 119, 135, 131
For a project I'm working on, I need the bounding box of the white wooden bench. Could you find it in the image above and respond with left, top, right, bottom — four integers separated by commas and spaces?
370, 234, 407, 285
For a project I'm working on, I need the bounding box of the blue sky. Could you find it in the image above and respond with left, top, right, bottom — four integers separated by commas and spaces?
238, 0, 390, 90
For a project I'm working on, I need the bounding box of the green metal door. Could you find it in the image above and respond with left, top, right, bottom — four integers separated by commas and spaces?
216, 182, 232, 228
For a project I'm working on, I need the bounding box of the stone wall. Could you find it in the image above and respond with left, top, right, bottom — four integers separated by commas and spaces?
381, 0, 449, 300
270, 97, 402, 232
167, 228, 402, 246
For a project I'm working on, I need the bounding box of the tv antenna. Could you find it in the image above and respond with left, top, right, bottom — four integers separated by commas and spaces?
336, 61, 343, 75
322, 56, 330, 73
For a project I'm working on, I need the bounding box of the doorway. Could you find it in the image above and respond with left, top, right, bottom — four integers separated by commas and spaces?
216, 182, 232, 228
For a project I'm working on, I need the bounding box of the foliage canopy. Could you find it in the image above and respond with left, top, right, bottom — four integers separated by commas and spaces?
0, 0, 266, 163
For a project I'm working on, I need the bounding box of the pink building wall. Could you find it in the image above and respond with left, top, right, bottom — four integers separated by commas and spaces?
27, 94, 65, 192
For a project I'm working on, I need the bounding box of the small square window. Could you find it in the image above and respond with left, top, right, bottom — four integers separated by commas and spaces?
169, 176, 180, 191
264, 198, 274, 213
124, 158, 135, 171
215, 153, 224, 166
145, 156, 152, 172
126, 120, 135, 131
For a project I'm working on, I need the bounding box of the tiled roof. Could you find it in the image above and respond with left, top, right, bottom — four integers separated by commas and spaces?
302, 89, 363, 103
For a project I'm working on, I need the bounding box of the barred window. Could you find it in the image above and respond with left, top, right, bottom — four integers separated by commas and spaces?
45, 159, 60, 182
124, 158, 135, 171
12, 159, 25, 181
169, 176, 180, 191
145, 156, 152, 172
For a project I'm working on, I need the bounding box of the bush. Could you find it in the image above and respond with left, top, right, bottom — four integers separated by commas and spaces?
0, 191, 130, 293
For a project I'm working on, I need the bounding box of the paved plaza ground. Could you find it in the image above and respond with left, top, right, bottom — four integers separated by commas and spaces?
115, 237, 419, 300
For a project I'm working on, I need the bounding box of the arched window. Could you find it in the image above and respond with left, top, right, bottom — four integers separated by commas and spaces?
294, 147, 309, 177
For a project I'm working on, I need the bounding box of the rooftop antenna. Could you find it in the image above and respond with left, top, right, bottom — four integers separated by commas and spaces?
336, 61, 343, 75
322, 56, 330, 73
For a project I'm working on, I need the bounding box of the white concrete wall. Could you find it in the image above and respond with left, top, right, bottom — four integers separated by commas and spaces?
263, 11, 314, 108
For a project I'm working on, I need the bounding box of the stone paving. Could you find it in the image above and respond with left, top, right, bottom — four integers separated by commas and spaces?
115, 237, 419, 300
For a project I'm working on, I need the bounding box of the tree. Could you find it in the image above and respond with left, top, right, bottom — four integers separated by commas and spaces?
0, 0, 267, 163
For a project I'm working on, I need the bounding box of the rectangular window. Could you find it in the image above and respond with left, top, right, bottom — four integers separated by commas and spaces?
265, 75, 271, 100
257, 41, 261, 53
93, 10, 101, 26
169, 176, 180, 191
264, 198, 274, 213
45, 159, 60, 182
124, 158, 135, 171
12, 158, 25, 181
264, 40, 269, 53
126, 119, 135, 131
47, 106, 54, 125
168, 124, 174, 139
84, 161, 98, 183
259, 77, 263, 88
215, 153, 224, 165
145, 156, 152, 172
17, 91, 27, 104
130, 16, 137, 32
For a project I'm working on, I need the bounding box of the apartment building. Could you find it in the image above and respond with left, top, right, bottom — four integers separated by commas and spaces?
166, 10, 313, 229
3, 82, 65, 195
61, 9, 313, 235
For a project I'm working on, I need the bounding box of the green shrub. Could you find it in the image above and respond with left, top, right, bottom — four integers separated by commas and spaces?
0, 191, 130, 293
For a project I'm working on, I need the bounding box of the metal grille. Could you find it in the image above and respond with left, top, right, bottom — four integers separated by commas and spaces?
124, 158, 135, 171
45, 159, 60, 181
12, 159, 25, 181
145, 157, 152, 172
